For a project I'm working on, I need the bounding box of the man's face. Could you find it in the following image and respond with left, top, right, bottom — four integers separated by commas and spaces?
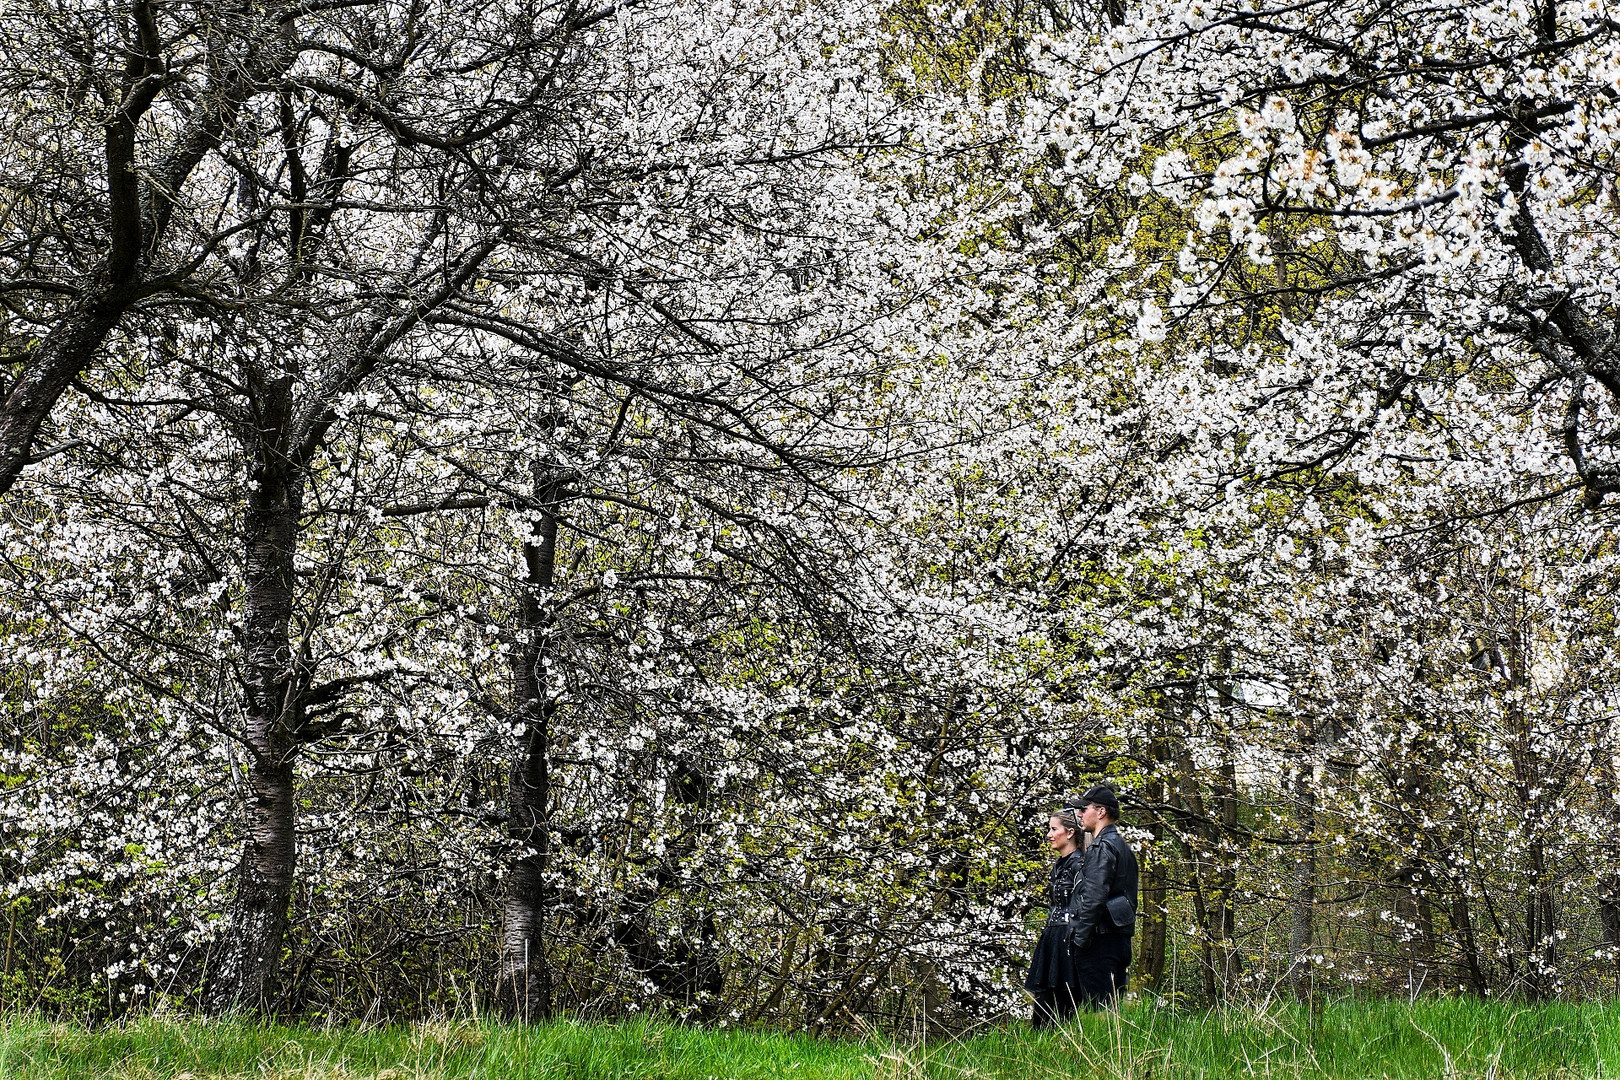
1080, 802, 1108, 835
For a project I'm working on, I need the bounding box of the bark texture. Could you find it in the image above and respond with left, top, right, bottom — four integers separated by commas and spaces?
500, 477, 560, 1021
207, 384, 304, 1012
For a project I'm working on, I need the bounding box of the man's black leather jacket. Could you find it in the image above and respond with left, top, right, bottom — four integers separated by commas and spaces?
1065, 823, 1139, 950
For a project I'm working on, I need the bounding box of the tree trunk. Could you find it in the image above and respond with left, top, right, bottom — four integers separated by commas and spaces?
1188, 871, 1218, 1002
1135, 857, 1167, 991
1132, 710, 1171, 992
207, 753, 297, 1012
1213, 758, 1242, 996
207, 403, 304, 1013
1503, 626, 1557, 1000
1172, 749, 1235, 1003
1288, 762, 1315, 1001
1600, 881, 1620, 995
1598, 747, 1620, 995
1392, 862, 1435, 996
500, 475, 560, 1021
0, 295, 126, 496
1450, 888, 1490, 994
1524, 837, 1556, 1001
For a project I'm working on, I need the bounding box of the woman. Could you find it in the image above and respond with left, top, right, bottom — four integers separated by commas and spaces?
1024, 806, 1085, 1028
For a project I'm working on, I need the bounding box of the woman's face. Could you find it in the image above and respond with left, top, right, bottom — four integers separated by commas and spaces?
1047, 815, 1077, 855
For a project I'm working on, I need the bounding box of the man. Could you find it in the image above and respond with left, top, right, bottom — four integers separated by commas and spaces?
1066, 784, 1139, 1006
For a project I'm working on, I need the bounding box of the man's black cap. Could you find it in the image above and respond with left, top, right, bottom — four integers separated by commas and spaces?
1078, 784, 1120, 813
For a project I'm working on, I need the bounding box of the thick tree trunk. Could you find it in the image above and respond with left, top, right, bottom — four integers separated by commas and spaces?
500, 478, 560, 1021
207, 389, 304, 1014
207, 751, 297, 1012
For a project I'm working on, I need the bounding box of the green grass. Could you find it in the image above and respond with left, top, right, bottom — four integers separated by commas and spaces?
0, 999, 1616, 1079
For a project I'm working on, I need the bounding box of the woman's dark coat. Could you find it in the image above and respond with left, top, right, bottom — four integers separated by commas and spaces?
1024, 849, 1084, 992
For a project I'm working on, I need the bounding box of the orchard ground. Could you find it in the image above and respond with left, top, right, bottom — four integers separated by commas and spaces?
2, 999, 1618, 1079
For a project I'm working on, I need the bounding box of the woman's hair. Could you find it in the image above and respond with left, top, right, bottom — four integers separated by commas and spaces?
1051, 807, 1082, 843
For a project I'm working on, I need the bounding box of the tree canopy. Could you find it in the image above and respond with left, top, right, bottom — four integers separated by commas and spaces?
2, 0, 1618, 1023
